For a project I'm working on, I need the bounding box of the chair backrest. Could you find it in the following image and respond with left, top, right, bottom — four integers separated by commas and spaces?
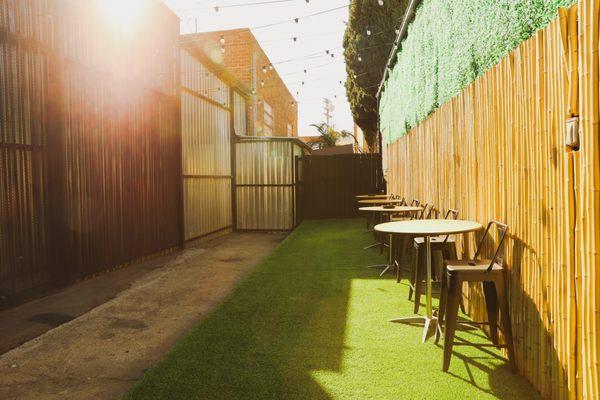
410, 199, 420, 207
418, 203, 430, 219
473, 220, 509, 272
399, 197, 407, 206
442, 209, 459, 242
427, 206, 440, 219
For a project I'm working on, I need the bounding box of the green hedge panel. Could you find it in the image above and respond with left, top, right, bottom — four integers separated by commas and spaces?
380, 0, 575, 143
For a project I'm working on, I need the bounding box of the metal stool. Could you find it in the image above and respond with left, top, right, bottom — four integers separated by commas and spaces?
436, 220, 516, 372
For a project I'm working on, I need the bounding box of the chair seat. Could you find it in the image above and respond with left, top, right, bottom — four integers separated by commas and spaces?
414, 236, 455, 245
445, 259, 503, 276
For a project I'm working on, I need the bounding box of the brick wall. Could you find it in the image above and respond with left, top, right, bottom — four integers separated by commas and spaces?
182, 29, 298, 137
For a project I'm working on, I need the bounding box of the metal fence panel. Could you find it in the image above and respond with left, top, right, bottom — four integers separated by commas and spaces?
235, 138, 306, 230
233, 91, 246, 136
236, 140, 293, 185
236, 186, 293, 230
180, 48, 233, 241
0, 0, 182, 303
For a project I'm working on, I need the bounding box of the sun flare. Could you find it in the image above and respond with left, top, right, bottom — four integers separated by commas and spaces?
96, 0, 147, 32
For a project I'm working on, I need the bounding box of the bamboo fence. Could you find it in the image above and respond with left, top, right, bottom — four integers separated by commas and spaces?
385, 4, 599, 399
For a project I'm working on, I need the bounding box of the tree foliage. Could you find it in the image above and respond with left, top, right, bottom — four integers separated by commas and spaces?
380, 0, 576, 143
310, 122, 357, 149
343, 0, 409, 148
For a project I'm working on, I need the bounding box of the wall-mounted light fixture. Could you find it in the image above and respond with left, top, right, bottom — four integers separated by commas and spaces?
566, 116, 579, 150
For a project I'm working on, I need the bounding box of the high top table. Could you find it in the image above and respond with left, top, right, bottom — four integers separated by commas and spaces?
357, 198, 403, 205
358, 206, 423, 255
358, 198, 405, 231
375, 219, 482, 342
359, 206, 423, 276
355, 194, 389, 200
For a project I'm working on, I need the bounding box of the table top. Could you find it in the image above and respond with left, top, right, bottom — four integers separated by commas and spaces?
355, 194, 389, 199
374, 219, 483, 236
359, 206, 422, 213
357, 198, 403, 205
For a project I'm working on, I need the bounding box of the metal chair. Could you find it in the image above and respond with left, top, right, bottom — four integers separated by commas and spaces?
408, 209, 459, 314
436, 220, 516, 372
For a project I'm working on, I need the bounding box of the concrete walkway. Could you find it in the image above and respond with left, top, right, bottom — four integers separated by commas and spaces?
0, 232, 285, 400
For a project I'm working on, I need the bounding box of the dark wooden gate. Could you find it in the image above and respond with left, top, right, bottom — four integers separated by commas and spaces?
300, 154, 385, 219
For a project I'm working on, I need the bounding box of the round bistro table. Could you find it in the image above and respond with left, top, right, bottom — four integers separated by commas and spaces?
375, 219, 482, 342
359, 205, 422, 255
355, 194, 389, 200
358, 199, 406, 231
357, 198, 403, 205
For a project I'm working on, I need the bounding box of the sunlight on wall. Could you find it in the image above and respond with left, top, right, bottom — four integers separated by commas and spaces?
96, 0, 147, 33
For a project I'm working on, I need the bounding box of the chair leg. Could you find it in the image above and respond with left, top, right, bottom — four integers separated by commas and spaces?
494, 275, 517, 372
413, 246, 425, 314
408, 244, 419, 296
443, 274, 462, 372
482, 281, 500, 345
436, 267, 448, 344
445, 244, 466, 314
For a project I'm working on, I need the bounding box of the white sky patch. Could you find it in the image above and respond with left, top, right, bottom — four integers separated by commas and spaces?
163, 0, 354, 136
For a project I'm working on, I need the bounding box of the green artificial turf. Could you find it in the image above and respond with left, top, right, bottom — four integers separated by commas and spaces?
124, 219, 540, 400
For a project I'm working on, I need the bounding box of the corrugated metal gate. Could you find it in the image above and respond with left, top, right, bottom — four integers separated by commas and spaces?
0, 0, 181, 303
235, 137, 307, 231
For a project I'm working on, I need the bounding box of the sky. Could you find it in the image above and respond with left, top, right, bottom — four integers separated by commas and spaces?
163, 0, 354, 136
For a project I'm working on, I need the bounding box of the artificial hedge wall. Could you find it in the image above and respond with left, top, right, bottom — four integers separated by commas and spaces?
380, 0, 576, 143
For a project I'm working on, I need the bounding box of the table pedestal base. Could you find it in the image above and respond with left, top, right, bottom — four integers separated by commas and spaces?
389, 315, 442, 343
363, 242, 388, 250
367, 260, 398, 276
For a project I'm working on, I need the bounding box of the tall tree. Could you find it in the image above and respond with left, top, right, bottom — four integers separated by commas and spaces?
343, 0, 408, 148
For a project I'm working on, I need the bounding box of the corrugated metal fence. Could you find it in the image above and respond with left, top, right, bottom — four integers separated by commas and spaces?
1, 0, 308, 305
0, 0, 181, 303
180, 48, 241, 241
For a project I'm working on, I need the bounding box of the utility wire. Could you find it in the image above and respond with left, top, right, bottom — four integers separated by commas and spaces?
175, 0, 297, 12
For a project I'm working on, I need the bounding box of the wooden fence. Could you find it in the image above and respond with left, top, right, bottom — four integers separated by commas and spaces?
0, 1, 182, 304
384, 4, 598, 399
301, 154, 385, 219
